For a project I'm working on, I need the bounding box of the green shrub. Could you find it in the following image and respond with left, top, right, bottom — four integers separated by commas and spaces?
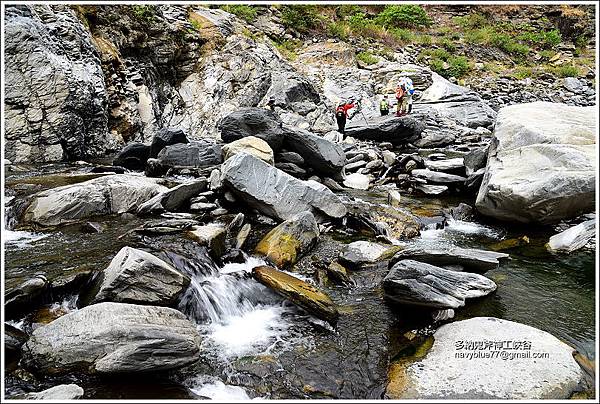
492, 33, 530, 56
463, 26, 494, 45
415, 34, 433, 46
336, 4, 362, 19
132, 5, 156, 23
273, 38, 302, 61
431, 48, 450, 61
281, 5, 322, 32
429, 58, 446, 75
454, 13, 487, 29
357, 51, 378, 65
551, 64, 580, 78
375, 5, 432, 28
220, 5, 258, 22
513, 66, 534, 80
440, 37, 457, 52
430, 55, 471, 79
328, 21, 350, 41
517, 29, 561, 49
389, 28, 415, 43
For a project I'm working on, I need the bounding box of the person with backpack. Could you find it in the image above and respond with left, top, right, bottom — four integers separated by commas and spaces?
335, 99, 356, 134
396, 77, 415, 116
380, 95, 390, 116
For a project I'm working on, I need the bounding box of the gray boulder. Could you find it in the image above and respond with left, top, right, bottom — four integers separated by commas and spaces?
22, 302, 201, 374
547, 219, 596, 253
149, 128, 188, 157
137, 179, 207, 213
218, 107, 285, 151
5, 275, 48, 318
464, 146, 488, 176
22, 175, 167, 226
383, 260, 497, 309
339, 241, 398, 267
476, 102, 596, 224
113, 143, 151, 171
221, 152, 347, 221
344, 115, 424, 144
388, 317, 584, 399
283, 128, 346, 175
391, 246, 509, 273
91, 247, 190, 306
22, 384, 84, 400
157, 141, 223, 168
419, 72, 497, 128
411, 169, 467, 184
424, 158, 465, 175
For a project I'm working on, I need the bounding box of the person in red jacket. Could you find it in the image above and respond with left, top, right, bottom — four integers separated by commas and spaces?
335, 100, 355, 135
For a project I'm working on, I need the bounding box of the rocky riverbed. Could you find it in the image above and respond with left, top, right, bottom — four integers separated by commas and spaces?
2, 3, 597, 401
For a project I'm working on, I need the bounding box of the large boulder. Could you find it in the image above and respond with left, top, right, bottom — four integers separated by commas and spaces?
149, 128, 188, 157
476, 102, 596, 224
21, 384, 84, 400
252, 266, 339, 325
217, 108, 285, 151
113, 143, 151, 170
391, 246, 509, 273
156, 140, 223, 168
91, 247, 190, 306
387, 317, 584, 399
255, 211, 319, 268
22, 302, 201, 374
419, 72, 497, 128
283, 128, 346, 175
383, 260, 497, 309
339, 241, 399, 267
222, 136, 274, 164
137, 179, 207, 213
221, 152, 347, 221
4, 5, 109, 163
22, 175, 167, 226
344, 115, 424, 145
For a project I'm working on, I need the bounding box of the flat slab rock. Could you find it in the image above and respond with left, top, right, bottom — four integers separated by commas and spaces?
391, 246, 509, 272
547, 219, 595, 253
252, 266, 339, 325
383, 259, 496, 309
411, 169, 467, 184
388, 317, 584, 399
21, 384, 84, 400
22, 302, 202, 375
339, 241, 400, 267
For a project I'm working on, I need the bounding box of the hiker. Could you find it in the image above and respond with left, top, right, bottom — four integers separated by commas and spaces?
380, 95, 390, 116
395, 77, 415, 116
335, 99, 356, 134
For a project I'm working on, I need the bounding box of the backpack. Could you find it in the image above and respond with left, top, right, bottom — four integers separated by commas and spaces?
336, 105, 346, 118
380, 100, 389, 110
395, 87, 404, 99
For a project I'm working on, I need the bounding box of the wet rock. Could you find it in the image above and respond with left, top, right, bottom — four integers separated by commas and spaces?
346, 200, 421, 240
411, 169, 467, 184
113, 143, 151, 171
22, 384, 84, 400
443, 203, 474, 221
22, 175, 167, 226
344, 115, 424, 145
144, 158, 168, 178
218, 108, 284, 151
5, 323, 28, 365
5, 275, 49, 318
283, 128, 346, 175
275, 162, 307, 178
222, 136, 274, 165
489, 236, 530, 252
424, 158, 465, 175
415, 184, 448, 196
339, 241, 399, 267
547, 219, 595, 253
190, 202, 217, 212
252, 266, 339, 325
22, 302, 202, 374
91, 246, 190, 306
476, 102, 595, 224
322, 177, 344, 192
157, 141, 223, 168
255, 211, 319, 268
149, 128, 188, 158
383, 260, 497, 309
387, 189, 402, 207
464, 146, 488, 176
389, 317, 584, 399
563, 77, 585, 94
236, 223, 252, 249
391, 246, 509, 273
382, 150, 397, 166
137, 179, 207, 213
90, 165, 126, 174
326, 261, 352, 285
343, 173, 370, 190
188, 224, 227, 257
345, 160, 367, 171
222, 153, 346, 221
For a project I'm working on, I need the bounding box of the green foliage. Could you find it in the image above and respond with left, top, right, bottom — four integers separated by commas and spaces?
281, 5, 322, 32
220, 5, 258, 22
375, 5, 432, 29
516, 29, 561, 49
548, 64, 580, 78
453, 13, 487, 30
440, 37, 457, 52
513, 66, 534, 80
272, 38, 302, 61
427, 49, 471, 79
132, 5, 156, 23
491, 33, 530, 56
415, 34, 433, 46
389, 28, 415, 44
336, 4, 362, 19
357, 51, 378, 65
327, 21, 350, 41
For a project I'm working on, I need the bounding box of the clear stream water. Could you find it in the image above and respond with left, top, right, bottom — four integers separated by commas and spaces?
3, 164, 596, 399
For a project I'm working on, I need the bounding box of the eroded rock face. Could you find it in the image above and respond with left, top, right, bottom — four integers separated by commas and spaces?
221, 152, 347, 221
22, 302, 202, 374
252, 266, 339, 325
388, 317, 584, 399
4, 5, 110, 163
91, 246, 190, 306
255, 211, 319, 268
383, 260, 497, 309
476, 102, 596, 224
22, 175, 167, 226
